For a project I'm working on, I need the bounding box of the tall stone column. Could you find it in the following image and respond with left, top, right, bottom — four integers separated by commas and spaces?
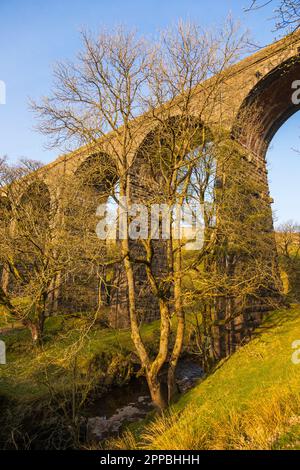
213, 139, 282, 359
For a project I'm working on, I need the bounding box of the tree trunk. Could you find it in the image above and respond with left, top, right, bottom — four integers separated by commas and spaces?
167, 243, 184, 403
52, 272, 61, 315
27, 322, 39, 343
119, 182, 170, 411
146, 373, 168, 411
25, 305, 45, 345
1, 266, 10, 295
119, 182, 152, 386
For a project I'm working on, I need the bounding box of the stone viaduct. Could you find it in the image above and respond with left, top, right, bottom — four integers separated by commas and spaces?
2, 30, 300, 355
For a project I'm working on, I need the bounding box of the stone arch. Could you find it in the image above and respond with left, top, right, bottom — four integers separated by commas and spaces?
110, 114, 213, 327
230, 55, 300, 238
0, 179, 52, 298
72, 151, 118, 238
233, 56, 300, 157
213, 58, 300, 358
74, 151, 118, 197
233, 56, 300, 308
55, 152, 118, 315
0, 195, 12, 294
18, 179, 51, 223
130, 115, 212, 200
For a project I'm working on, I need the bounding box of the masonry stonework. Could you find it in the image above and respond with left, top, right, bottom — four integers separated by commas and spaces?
2, 31, 300, 354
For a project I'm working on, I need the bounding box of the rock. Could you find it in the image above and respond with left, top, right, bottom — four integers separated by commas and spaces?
138, 396, 147, 403
87, 405, 146, 442
87, 416, 112, 441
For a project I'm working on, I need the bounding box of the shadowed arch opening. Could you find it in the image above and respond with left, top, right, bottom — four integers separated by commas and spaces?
75, 152, 118, 197
110, 115, 216, 327
0, 196, 12, 294
57, 152, 119, 315
233, 56, 300, 157
73, 151, 119, 233
131, 115, 214, 204
18, 180, 51, 232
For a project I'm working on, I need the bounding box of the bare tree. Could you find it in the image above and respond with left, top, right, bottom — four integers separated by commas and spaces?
246, 0, 300, 31
0, 158, 111, 343
137, 22, 270, 391
31, 28, 168, 406
31, 22, 275, 409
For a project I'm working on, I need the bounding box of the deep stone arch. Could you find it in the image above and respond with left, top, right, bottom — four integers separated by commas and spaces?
129, 115, 213, 205
231, 54, 300, 250
4, 180, 52, 298
230, 55, 300, 254
0, 196, 12, 294
57, 152, 118, 314
74, 151, 118, 197
111, 115, 214, 328
233, 56, 300, 157
233, 56, 300, 308
19, 179, 51, 224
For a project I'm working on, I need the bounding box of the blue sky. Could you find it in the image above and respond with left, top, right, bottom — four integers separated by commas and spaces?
0, 0, 299, 224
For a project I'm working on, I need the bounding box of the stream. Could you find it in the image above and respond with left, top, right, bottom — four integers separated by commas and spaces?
85, 358, 203, 442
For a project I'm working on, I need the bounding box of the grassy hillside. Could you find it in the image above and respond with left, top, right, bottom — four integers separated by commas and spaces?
111, 304, 300, 450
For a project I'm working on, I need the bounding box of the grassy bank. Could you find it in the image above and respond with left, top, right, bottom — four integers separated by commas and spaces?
0, 307, 202, 448
0, 314, 155, 403
0, 312, 165, 448
2, 302, 300, 450
0, 308, 202, 404
110, 304, 300, 450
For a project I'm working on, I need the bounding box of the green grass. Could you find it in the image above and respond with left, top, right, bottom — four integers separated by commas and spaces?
4, 302, 300, 450
0, 315, 155, 402
0, 309, 201, 404
109, 304, 300, 450
0, 297, 31, 329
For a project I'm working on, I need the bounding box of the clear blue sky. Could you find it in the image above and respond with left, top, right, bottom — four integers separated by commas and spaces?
0, 0, 299, 224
